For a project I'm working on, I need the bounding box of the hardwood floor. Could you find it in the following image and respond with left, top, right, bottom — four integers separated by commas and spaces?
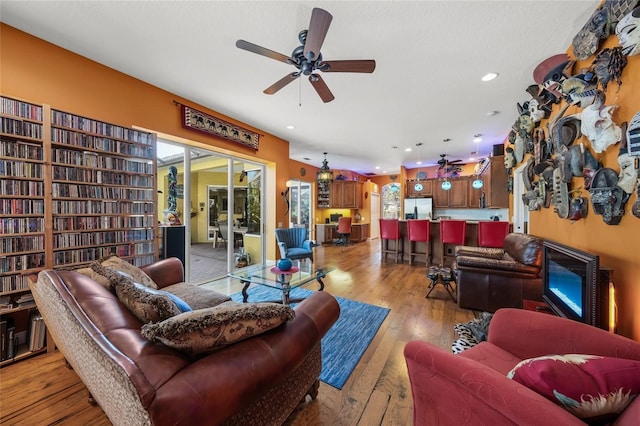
0, 240, 475, 425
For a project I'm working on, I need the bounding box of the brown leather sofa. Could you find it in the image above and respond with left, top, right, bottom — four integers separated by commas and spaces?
30, 257, 340, 425
454, 233, 543, 312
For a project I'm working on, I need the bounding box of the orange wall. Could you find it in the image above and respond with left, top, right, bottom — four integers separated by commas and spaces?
1, 24, 294, 257
527, 36, 640, 339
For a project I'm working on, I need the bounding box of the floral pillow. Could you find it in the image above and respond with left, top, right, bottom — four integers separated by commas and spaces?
508, 354, 640, 423
141, 302, 295, 356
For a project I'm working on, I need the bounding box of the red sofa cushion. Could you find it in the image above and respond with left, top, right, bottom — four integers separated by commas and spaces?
508, 354, 640, 423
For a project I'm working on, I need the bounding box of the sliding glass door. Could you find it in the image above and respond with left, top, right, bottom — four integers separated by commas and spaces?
288, 179, 313, 237
157, 140, 265, 282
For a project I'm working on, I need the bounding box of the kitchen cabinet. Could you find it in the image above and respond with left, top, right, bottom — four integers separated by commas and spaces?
405, 179, 433, 198
433, 177, 468, 208
330, 181, 363, 208
350, 223, 369, 242
468, 156, 508, 208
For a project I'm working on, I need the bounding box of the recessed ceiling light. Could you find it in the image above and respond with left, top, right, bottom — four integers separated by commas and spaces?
405, 148, 412, 152
487, 110, 499, 116
469, 157, 475, 162
473, 134, 482, 143
481, 72, 499, 82
286, 125, 295, 130
417, 161, 422, 165
375, 166, 380, 170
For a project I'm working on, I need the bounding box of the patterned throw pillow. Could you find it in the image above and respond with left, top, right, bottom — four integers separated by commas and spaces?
508, 354, 640, 423
141, 302, 295, 355
113, 274, 182, 324
74, 262, 114, 290
100, 255, 158, 289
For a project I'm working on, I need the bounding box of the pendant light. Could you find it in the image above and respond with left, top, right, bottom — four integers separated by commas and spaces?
472, 134, 484, 189
441, 138, 452, 191
414, 142, 426, 191
317, 152, 333, 184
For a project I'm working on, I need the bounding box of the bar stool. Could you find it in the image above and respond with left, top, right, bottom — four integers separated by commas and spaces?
406, 219, 431, 266
440, 220, 466, 267
477, 221, 510, 248
379, 218, 403, 263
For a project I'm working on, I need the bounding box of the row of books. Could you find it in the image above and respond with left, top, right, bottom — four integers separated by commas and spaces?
52, 148, 154, 173
0, 138, 43, 160
0, 311, 46, 362
54, 229, 155, 248
51, 110, 155, 145
0, 97, 44, 121
52, 242, 155, 266
52, 215, 155, 231
51, 182, 154, 200
0, 198, 45, 215
0, 179, 45, 196
0, 235, 44, 252
52, 165, 153, 186
51, 132, 154, 158
0, 117, 43, 139
0, 160, 44, 178
52, 200, 154, 215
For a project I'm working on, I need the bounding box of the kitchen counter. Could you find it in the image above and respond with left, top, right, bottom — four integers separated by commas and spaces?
388, 220, 510, 266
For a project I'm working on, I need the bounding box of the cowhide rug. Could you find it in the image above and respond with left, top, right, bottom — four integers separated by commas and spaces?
452, 312, 494, 354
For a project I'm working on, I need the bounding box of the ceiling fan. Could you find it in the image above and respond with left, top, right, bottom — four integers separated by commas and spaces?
436, 154, 463, 177
235, 7, 376, 103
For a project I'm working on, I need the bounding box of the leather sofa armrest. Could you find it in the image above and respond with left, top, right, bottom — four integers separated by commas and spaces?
455, 245, 504, 259
141, 257, 184, 289
488, 308, 640, 361
455, 255, 540, 276
403, 341, 584, 425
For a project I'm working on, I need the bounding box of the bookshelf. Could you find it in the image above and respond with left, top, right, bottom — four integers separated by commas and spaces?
0, 95, 47, 366
0, 95, 158, 366
50, 109, 157, 268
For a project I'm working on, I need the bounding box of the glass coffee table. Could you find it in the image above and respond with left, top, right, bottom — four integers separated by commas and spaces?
227, 261, 333, 306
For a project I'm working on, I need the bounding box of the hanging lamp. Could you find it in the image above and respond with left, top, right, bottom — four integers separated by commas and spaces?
472, 135, 484, 189
441, 138, 452, 190
317, 152, 334, 184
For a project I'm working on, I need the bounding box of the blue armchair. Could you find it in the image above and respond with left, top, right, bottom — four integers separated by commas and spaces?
275, 227, 315, 262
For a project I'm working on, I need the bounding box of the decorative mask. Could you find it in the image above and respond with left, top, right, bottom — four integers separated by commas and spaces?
617, 153, 638, 194
504, 147, 516, 174
562, 73, 598, 108
580, 91, 622, 153
589, 168, 626, 225
527, 99, 548, 123
616, 6, 640, 56
568, 197, 589, 222
593, 47, 627, 91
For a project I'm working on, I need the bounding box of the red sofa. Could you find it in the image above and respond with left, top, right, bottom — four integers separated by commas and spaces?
404, 308, 640, 425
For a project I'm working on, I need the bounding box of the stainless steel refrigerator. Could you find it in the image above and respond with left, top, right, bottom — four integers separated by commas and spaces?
404, 198, 433, 219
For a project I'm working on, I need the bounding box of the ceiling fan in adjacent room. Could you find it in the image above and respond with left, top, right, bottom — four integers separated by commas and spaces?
235, 7, 376, 103
436, 154, 463, 177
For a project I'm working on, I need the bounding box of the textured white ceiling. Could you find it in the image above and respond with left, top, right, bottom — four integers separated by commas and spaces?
0, 0, 600, 175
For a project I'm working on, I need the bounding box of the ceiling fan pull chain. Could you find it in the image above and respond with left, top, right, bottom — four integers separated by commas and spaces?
299, 74, 302, 107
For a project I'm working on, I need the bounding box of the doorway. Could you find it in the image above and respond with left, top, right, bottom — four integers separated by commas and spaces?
156, 140, 266, 282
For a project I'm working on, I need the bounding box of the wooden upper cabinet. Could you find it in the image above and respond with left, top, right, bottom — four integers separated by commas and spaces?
330, 181, 363, 208
449, 178, 469, 207
405, 179, 433, 198
433, 177, 468, 208
468, 156, 508, 208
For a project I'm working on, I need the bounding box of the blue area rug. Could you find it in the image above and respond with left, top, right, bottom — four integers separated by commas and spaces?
231, 287, 390, 389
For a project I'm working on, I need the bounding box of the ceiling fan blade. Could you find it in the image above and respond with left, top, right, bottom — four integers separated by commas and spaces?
236, 39, 292, 64
264, 73, 300, 95
309, 74, 335, 103
303, 8, 332, 61
321, 60, 376, 73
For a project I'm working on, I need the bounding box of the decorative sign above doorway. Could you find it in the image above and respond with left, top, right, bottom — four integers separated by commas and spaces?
180, 104, 259, 150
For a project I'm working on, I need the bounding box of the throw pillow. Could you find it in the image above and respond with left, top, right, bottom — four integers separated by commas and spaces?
508, 354, 640, 423
112, 274, 182, 324
141, 302, 295, 355
74, 262, 113, 290
100, 255, 157, 289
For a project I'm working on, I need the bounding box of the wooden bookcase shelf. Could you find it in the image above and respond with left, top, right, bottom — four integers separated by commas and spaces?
1, 95, 158, 366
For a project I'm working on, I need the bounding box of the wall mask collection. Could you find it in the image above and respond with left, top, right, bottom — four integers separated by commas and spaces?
506, 3, 640, 226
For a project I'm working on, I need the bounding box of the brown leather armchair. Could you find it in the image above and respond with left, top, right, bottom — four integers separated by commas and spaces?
454, 233, 543, 312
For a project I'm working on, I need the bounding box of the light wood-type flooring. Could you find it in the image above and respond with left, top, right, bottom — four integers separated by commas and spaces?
0, 239, 475, 425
